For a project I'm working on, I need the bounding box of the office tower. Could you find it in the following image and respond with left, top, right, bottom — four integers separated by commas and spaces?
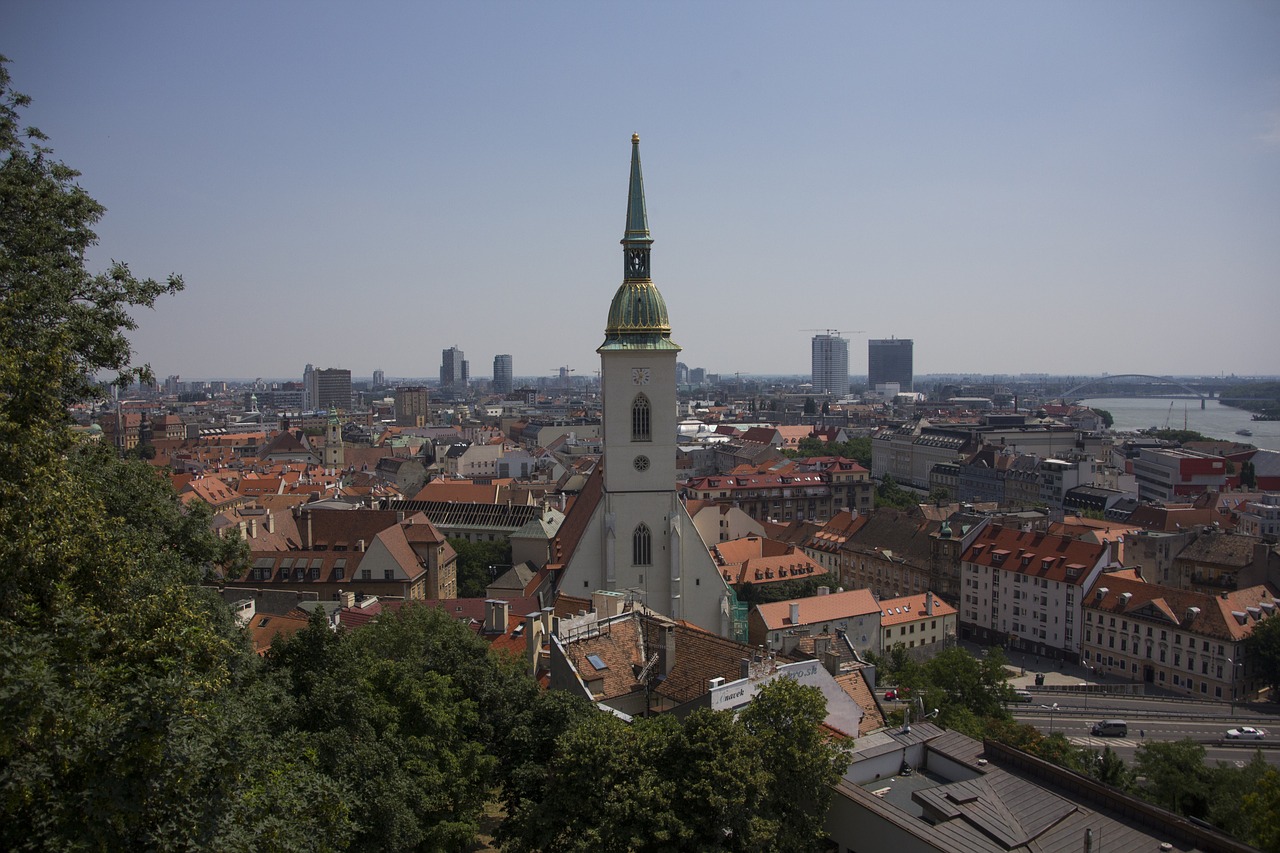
302, 363, 315, 410
493, 354, 513, 394
676, 361, 689, 384
314, 368, 353, 411
394, 386, 431, 427
689, 367, 706, 385
371, 369, 385, 389
811, 333, 849, 398
868, 337, 914, 393
440, 346, 469, 394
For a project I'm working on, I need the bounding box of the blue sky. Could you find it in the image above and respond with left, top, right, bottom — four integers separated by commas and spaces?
6, 1, 1279, 382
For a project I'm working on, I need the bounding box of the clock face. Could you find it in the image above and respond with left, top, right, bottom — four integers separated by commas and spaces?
633, 455, 650, 472
631, 367, 651, 385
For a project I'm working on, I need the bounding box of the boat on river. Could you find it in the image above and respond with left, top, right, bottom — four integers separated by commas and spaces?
1237, 429, 1253, 436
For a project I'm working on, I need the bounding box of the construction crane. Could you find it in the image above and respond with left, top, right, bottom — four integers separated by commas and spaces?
552, 365, 575, 379
800, 328, 866, 337
1163, 401, 1175, 429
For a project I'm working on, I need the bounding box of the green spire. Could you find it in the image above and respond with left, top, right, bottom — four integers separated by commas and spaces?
601, 134, 679, 353
624, 132, 652, 249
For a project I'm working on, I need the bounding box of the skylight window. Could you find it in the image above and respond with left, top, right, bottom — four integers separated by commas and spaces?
587, 654, 609, 671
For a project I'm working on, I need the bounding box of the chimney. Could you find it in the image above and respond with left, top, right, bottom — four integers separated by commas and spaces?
815, 636, 830, 656
485, 599, 510, 634
265, 511, 274, 534
817, 585, 830, 596
926, 591, 935, 616
339, 589, 355, 608
357, 539, 366, 552
525, 610, 544, 678
789, 602, 801, 625
822, 649, 841, 676
303, 509, 313, 550
663, 625, 676, 676
248, 517, 257, 539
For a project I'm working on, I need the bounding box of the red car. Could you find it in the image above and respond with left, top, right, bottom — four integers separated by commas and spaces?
884, 688, 908, 701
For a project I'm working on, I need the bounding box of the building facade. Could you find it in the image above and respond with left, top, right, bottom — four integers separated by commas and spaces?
810, 333, 849, 398
493, 353, 514, 394
868, 337, 913, 393
313, 368, 352, 411
1132, 447, 1228, 503
394, 386, 431, 427
440, 346, 469, 395
958, 524, 1111, 661
1082, 573, 1277, 701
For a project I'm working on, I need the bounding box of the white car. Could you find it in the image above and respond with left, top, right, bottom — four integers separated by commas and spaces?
1225, 727, 1266, 740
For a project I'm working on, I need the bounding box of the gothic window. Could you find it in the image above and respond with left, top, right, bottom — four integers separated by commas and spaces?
633, 523, 652, 566
632, 394, 651, 442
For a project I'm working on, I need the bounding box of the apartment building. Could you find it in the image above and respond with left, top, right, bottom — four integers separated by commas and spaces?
1082, 573, 1278, 701
958, 524, 1112, 661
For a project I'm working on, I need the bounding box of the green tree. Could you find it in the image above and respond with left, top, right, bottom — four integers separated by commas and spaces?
928, 485, 952, 503
0, 59, 352, 850
501, 677, 847, 853
1093, 408, 1114, 429
1245, 613, 1280, 701
1134, 738, 1210, 817
1241, 460, 1257, 489
803, 396, 817, 415
447, 536, 512, 598
1241, 767, 1280, 853
875, 474, 918, 510
739, 678, 850, 850
1206, 751, 1274, 844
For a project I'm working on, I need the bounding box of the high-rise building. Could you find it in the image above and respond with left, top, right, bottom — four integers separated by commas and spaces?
371, 369, 385, 389
394, 386, 430, 427
810, 333, 849, 398
493, 354, 513, 394
302, 363, 315, 410
440, 347, 469, 394
558, 134, 732, 637
868, 337, 913, 393
314, 368, 353, 411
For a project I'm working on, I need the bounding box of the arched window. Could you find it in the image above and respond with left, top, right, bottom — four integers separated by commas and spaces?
631, 394, 651, 442
633, 523, 652, 566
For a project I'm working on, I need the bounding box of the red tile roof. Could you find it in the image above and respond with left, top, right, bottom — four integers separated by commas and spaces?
755, 589, 880, 630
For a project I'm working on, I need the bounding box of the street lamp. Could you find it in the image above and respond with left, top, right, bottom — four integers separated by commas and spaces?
1041, 702, 1059, 735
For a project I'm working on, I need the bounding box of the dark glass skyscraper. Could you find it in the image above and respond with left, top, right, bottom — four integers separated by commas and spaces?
868, 338, 913, 393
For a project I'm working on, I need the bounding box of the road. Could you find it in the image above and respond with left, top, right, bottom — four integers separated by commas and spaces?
1012, 692, 1280, 766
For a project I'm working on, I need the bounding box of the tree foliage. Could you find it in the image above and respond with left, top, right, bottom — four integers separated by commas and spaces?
1245, 612, 1280, 701
447, 536, 511, 598
875, 474, 919, 510
499, 677, 849, 853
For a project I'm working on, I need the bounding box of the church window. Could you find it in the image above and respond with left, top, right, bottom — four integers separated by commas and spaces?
632, 394, 651, 441
633, 524, 652, 566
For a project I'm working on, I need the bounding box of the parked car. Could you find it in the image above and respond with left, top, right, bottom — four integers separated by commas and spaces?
1091, 720, 1128, 737
1225, 727, 1266, 740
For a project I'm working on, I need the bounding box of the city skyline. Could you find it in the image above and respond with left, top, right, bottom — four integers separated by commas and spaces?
7, 2, 1279, 380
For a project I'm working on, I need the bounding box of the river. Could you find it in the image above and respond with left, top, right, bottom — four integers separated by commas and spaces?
1079, 397, 1280, 452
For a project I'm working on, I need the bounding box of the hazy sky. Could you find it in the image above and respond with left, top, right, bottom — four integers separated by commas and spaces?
6, 1, 1279, 382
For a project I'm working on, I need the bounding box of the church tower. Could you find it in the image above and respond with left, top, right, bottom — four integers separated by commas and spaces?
560, 135, 732, 636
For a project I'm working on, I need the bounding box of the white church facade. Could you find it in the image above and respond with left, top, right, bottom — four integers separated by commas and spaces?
557, 135, 736, 638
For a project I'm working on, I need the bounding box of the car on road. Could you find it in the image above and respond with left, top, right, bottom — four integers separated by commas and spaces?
1091, 720, 1128, 737
884, 688, 909, 701
1011, 689, 1034, 703
1225, 727, 1266, 740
